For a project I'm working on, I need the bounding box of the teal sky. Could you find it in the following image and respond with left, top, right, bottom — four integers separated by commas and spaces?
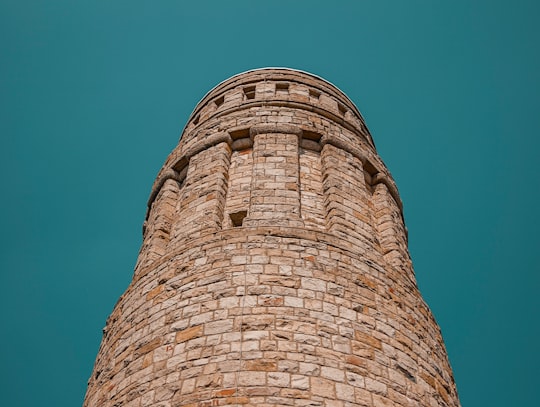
1, 1, 539, 405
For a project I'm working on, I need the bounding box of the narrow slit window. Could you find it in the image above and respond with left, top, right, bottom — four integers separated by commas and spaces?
243, 86, 256, 100
276, 83, 289, 93
215, 95, 224, 107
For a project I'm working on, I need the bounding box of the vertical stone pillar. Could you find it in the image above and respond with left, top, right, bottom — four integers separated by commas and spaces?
320, 142, 376, 247
136, 178, 179, 271
373, 181, 410, 270
243, 124, 304, 227
172, 141, 231, 241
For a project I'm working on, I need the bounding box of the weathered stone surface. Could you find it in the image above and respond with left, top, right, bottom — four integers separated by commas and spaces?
84, 68, 460, 407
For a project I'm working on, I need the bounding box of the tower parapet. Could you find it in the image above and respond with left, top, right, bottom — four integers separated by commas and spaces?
84, 68, 459, 407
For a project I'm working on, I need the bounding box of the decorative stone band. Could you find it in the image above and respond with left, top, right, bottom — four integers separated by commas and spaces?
249, 123, 303, 138
132, 224, 390, 283
184, 99, 372, 150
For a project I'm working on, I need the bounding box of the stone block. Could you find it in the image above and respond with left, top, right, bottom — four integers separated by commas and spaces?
175, 325, 203, 343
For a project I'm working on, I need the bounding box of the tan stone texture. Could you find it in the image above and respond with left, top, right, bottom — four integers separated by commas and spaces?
84, 69, 460, 407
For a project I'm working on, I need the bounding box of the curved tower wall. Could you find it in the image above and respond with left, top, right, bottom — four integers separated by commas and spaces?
84, 69, 460, 407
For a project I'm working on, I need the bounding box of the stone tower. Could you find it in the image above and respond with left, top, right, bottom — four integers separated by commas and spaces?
84, 68, 460, 407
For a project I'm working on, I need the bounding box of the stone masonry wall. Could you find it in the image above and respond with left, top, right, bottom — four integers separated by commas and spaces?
84, 69, 460, 407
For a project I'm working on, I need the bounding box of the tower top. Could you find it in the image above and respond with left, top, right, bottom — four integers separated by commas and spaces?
183, 67, 376, 149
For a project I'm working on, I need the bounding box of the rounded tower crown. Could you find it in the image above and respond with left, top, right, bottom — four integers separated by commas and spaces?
84, 68, 460, 407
